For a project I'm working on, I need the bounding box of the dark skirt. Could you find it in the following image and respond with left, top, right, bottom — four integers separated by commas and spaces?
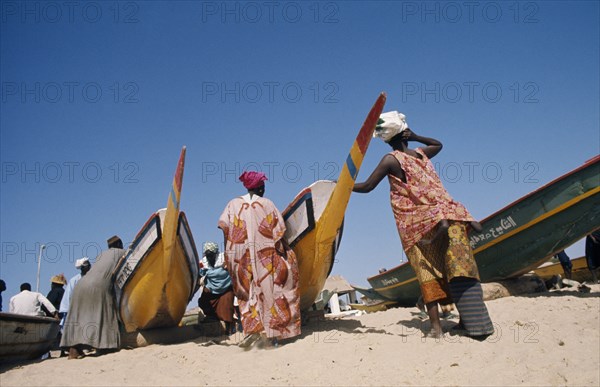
198, 287, 234, 323
449, 277, 494, 337
585, 235, 600, 270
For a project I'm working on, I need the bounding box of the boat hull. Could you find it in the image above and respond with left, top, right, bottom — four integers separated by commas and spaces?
367, 156, 600, 305
0, 313, 60, 361
114, 211, 200, 332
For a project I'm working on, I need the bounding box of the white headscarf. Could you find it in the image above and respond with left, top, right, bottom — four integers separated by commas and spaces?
75, 257, 90, 268
373, 111, 408, 143
203, 242, 219, 254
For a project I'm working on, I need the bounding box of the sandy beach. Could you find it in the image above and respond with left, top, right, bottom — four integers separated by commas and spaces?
1, 285, 598, 386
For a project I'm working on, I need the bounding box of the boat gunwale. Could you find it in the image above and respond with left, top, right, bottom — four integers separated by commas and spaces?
113, 213, 162, 312
176, 211, 201, 301
0, 312, 59, 324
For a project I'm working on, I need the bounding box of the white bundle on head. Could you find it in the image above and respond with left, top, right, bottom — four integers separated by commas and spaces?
373, 111, 408, 143
75, 257, 90, 268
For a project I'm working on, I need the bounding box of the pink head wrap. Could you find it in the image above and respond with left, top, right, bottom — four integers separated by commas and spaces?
239, 171, 267, 190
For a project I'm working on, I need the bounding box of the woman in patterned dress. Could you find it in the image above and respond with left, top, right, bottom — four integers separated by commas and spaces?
353, 116, 493, 339
219, 171, 301, 347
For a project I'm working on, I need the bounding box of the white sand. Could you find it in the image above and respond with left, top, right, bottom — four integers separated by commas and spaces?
2, 285, 599, 386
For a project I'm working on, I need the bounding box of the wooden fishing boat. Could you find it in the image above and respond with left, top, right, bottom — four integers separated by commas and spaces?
283, 93, 387, 311
113, 147, 201, 332
362, 155, 600, 305
0, 312, 60, 361
533, 256, 592, 283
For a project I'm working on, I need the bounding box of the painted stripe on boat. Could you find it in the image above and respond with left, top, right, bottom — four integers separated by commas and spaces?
170, 187, 180, 209
346, 153, 358, 180
283, 191, 312, 222
355, 93, 386, 154
374, 187, 600, 292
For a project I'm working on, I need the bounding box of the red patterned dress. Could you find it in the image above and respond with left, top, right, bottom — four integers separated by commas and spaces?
389, 149, 479, 303
219, 194, 301, 339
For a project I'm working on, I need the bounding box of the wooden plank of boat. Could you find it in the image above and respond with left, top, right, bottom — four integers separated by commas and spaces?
367, 155, 600, 305
0, 312, 60, 361
533, 256, 592, 283
113, 147, 201, 332
283, 93, 387, 311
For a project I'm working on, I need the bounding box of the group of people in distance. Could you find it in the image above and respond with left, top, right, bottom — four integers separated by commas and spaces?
3, 110, 599, 355
0, 237, 125, 359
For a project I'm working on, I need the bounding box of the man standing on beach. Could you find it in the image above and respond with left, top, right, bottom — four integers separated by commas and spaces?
219, 171, 301, 347
46, 274, 67, 310
61, 236, 124, 359
59, 257, 91, 322
353, 111, 494, 338
553, 250, 573, 280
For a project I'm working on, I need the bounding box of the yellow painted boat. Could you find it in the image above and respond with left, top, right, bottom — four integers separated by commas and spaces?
533, 256, 592, 283
283, 93, 387, 311
113, 147, 201, 332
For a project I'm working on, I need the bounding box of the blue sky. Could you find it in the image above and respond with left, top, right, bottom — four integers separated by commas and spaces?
1, 1, 598, 306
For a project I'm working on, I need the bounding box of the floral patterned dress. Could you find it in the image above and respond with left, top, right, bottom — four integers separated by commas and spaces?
218, 194, 301, 339
389, 149, 479, 303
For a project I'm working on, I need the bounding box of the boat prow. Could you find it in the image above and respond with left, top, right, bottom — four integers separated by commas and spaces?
283, 93, 387, 311
113, 147, 200, 332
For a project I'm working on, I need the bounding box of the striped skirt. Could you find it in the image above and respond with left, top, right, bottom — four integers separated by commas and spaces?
406, 221, 494, 337
449, 277, 494, 336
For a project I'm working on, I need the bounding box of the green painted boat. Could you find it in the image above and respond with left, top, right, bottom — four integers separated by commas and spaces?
362, 155, 600, 305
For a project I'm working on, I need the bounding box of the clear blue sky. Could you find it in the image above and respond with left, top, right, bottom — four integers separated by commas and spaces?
1, 1, 598, 306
